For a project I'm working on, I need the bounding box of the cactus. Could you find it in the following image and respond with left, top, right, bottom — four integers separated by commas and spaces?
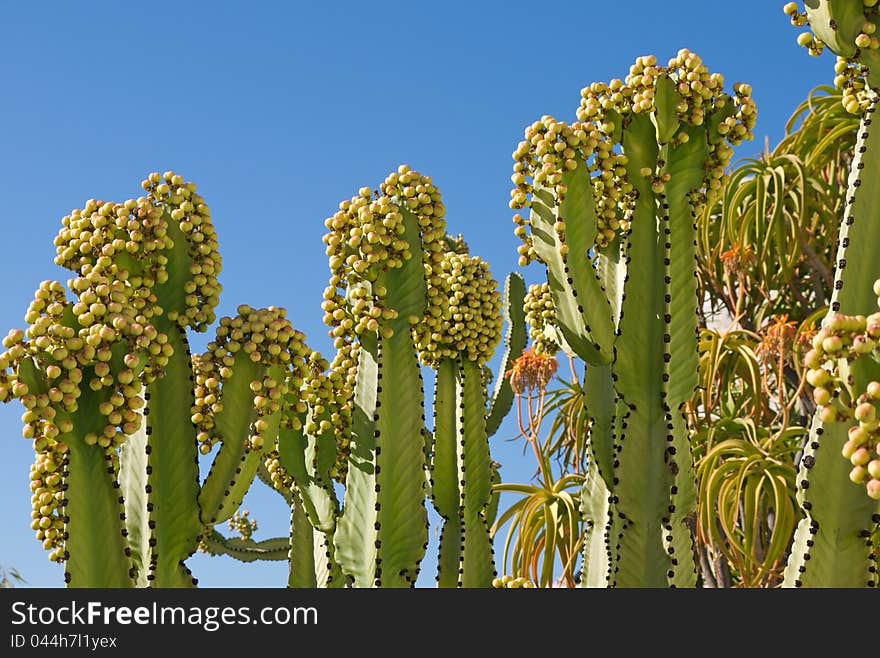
418, 253, 526, 587
300, 166, 445, 587
779, 0, 880, 588
0, 172, 323, 587
0, 163, 520, 590
275, 168, 526, 588
511, 52, 756, 587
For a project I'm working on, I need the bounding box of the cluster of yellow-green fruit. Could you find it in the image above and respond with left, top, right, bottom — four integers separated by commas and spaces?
511, 52, 756, 264
192, 306, 310, 454
491, 574, 537, 588
138, 172, 222, 330
510, 115, 621, 262
228, 509, 257, 540
28, 448, 66, 561
263, 448, 293, 493
523, 283, 558, 356
323, 343, 359, 481
832, 56, 875, 114
416, 252, 502, 367
785, 1, 880, 114
262, 341, 359, 492
785, 2, 824, 55
579, 50, 756, 205
802, 288, 880, 499
301, 343, 359, 482
0, 171, 221, 564
0, 276, 175, 561
55, 171, 221, 332
1, 283, 155, 448
321, 165, 447, 345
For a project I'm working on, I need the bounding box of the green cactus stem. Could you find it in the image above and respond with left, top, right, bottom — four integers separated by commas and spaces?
512, 52, 755, 587
419, 251, 518, 587
326, 167, 444, 587
486, 273, 527, 436
782, 0, 880, 587
196, 306, 308, 528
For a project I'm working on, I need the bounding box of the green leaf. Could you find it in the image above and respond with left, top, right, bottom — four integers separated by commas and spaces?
580, 457, 615, 587
436, 520, 462, 588
615, 114, 663, 408
784, 104, 880, 587
334, 340, 379, 587
201, 530, 290, 563
199, 356, 277, 526
610, 405, 673, 587
119, 421, 150, 587
783, 415, 877, 586
277, 421, 339, 534
584, 363, 615, 482
151, 213, 200, 319
313, 526, 342, 588
662, 126, 707, 408
651, 74, 682, 145
335, 329, 429, 587
596, 236, 626, 330
804, 0, 863, 58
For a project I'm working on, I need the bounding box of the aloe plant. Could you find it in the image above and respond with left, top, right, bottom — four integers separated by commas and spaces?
511, 52, 756, 586
780, 0, 880, 588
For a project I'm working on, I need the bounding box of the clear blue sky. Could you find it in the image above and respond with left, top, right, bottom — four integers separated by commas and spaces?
0, 1, 832, 587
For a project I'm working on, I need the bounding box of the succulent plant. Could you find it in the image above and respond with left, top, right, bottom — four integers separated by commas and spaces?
781, 0, 880, 588
0, 172, 333, 587
511, 51, 755, 587
420, 250, 526, 587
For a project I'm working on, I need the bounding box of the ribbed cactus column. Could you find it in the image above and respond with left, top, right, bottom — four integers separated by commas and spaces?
781, 0, 880, 588
417, 253, 524, 587
319, 167, 446, 587
512, 52, 756, 587
110, 174, 223, 586
0, 172, 226, 586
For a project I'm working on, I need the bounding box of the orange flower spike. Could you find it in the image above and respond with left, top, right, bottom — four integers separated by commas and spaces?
506, 347, 559, 395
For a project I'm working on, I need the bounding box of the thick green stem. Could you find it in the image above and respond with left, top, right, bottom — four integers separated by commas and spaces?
486, 273, 527, 437
137, 320, 201, 587
288, 492, 318, 588
63, 436, 134, 587
784, 104, 880, 587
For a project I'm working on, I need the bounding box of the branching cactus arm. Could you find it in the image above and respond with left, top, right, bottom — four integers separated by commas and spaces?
0, 171, 225, 587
